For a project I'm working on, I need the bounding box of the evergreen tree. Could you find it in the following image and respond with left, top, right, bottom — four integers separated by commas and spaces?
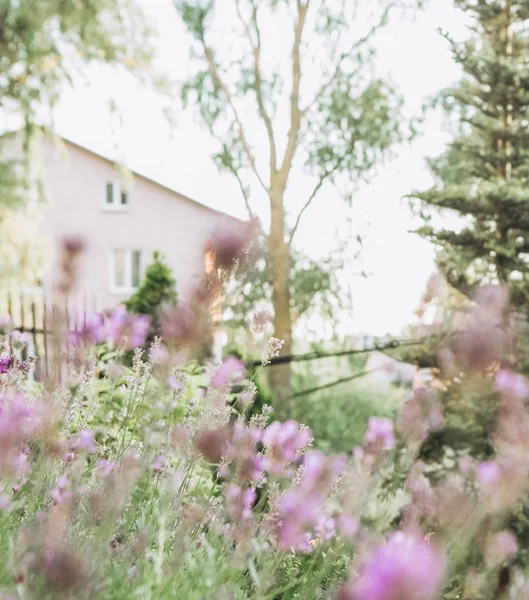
413, 0, 529, 308
126, 252, 177, 336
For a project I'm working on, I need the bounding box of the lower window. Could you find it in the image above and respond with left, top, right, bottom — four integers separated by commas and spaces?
109, 249, 142, 293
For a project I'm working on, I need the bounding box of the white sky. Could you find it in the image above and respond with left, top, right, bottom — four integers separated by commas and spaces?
49, 0, 467, 336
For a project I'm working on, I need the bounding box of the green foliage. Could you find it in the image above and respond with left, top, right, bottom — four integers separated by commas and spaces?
291, 378, 408, 454
289, 352, 408, 453
224, 238, 346, 329
412, 0, 529, 307
125, 252, 177, 335
176, 0, 411, 341
0, 0, 155, 224
0, 0, 153, 121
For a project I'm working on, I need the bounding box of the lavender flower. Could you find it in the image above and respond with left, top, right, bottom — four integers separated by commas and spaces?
484, 531, 518, 567
496, 369, 529, 400
79, 430, 97, 453
338, 531, 446, 600
262, 420, 312, 475
0, 356, 14, 374
153, 455, 164, 472
364, 417, 395, 450
210, 357, 246, 390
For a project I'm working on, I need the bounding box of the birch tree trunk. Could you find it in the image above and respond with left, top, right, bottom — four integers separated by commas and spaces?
267, 184, 292, 413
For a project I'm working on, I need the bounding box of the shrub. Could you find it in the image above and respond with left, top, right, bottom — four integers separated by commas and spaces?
291, 380, 408, 454
125, 251, 177, 336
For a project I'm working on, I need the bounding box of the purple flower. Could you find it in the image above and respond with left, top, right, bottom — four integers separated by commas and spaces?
263, 421, 312, 474
51, 476, 70, 504
397, 388, 443, 445
485, 530, 518, 567
210, 357, 246, 390
337, 514, 359, 538
130, 314, 150, 348
63, 451, 76, 463
338, 531, 445, 600
96, 459, 116, 478
79, 430, 97, 453
0, 356, 14, 374
364, 417, 395, 450
68, 312, 107, 348
496, 369, 529, 400
224, 484, 256, 521
153, 455, 164, 472
0, 395, 33, 474
476, 461, 501, 489
315, 516, 336, 542
274, 451, 345, 553
107, 306, 150, 349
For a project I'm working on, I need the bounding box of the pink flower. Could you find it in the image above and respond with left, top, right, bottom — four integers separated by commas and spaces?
484, 531, 518, 567
496, 369, 529, 400
107, 306, 150, 349
210, 357, 246, 390
315, 516, 336, 541
69, 312, 107, 347
337, 515, 359, 538
96, 459, 116, 478
129, 314, 150, 347
364, 417, 395, 450
476, 461, 501, 489
262, 420, 312, 474
0, 356, 14, 374
274, 451, 345, 553
338, 531, 445, 600
79, 430, 97, 453
0, 395, 33, 474
51, 476, 70, 504
224, 484, 256, 521
153, 455, 164, 472
397, 389, 443, 445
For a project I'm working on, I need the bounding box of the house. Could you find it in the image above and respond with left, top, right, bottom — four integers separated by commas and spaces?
1, 131, 242, 313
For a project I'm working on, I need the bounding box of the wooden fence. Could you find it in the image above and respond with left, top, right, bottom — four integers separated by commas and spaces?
0, 287, 97, 381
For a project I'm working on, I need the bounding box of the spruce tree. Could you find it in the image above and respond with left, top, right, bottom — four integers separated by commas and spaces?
126, 252, 177, 337
413, 0, 529, 309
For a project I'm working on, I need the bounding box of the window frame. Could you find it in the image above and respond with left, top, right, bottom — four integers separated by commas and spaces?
108, 249, 142, 294
103, 181, 130, 212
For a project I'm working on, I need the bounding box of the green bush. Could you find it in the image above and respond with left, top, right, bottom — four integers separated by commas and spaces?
125, 251, 177, 336
290, 378, 408, 454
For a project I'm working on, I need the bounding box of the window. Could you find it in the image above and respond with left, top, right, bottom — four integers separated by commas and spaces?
109, 249, 142, 292
104, 181, 129, 209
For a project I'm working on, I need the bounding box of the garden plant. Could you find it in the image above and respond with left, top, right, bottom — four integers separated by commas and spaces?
0, 235, 527, 600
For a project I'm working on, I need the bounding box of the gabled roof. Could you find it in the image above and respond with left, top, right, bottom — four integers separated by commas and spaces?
1, 128, 242, 223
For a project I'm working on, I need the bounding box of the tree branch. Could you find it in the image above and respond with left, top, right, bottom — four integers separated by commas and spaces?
235, 0, 278, 176
279, 0, 310, 184
288, 156, 346, 244
202, 44, 268, 193
303, 3, 393, 113
288, 177, 326, 245
226, 157, 255, 219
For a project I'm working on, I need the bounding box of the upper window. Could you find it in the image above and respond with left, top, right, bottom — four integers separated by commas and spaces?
104, 181, 129, 210
109, 249, 142, 293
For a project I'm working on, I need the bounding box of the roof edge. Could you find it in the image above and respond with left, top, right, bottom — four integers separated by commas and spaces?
0, 128, 243, 224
